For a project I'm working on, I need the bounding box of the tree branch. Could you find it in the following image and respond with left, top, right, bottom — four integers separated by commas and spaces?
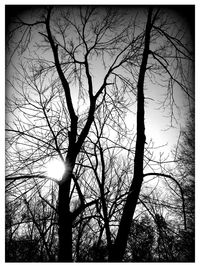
5, 174, 59, 184
45, 8, 78, 124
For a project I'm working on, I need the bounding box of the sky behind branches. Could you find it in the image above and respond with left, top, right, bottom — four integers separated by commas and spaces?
5, 5, 193, 161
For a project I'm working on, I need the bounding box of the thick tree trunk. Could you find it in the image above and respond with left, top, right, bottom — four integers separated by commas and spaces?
58, 153, 76, 262
58, 175, 72, 262
109, 8, 153, 262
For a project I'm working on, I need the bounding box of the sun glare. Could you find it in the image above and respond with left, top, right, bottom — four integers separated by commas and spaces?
46, 159, 65, 181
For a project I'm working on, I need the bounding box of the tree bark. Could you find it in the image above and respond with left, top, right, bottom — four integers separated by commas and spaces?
109, 8, 153, 262
58, 177, 72, 261
57, 147, 76, 261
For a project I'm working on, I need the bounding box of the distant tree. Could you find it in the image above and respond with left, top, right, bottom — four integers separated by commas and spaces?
5, 182, 58, 261
6, 237, 40, 262
172, 107, 195, 261
124, 215, 154, 262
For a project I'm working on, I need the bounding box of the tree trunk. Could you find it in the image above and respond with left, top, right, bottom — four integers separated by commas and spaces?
101, 192, 112, 255
58, 175, 72, 262
58, 154, 76, 262
109, 8, 153, 262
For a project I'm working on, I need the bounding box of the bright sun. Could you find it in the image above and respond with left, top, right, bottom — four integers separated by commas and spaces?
46, 159, 65, 181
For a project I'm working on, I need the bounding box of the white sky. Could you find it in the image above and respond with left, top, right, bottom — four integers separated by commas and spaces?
1, 1, 200, 265
6, 5, 192, 152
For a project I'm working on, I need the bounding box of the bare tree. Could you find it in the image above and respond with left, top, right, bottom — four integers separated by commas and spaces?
109, 6, 194, 261
6, 6, 139, 261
